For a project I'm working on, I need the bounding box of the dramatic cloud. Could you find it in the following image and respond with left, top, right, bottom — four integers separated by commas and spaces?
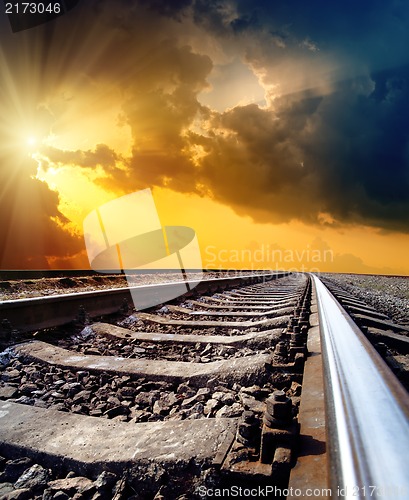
42, 144, 120, 170
0, 155, 84, 268
191, 70, 409, 231
86, 0, 409, 233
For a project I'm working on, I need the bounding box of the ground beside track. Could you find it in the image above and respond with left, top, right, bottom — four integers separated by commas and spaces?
320, 273, 409, 325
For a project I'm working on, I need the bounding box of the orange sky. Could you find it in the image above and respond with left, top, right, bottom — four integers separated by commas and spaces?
1, 1, 408, 275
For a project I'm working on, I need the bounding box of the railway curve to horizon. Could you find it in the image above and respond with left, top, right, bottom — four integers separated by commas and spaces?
0, 271, 408, 499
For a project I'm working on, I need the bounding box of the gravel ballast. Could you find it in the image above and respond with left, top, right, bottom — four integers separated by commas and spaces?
320, 273, 409, 325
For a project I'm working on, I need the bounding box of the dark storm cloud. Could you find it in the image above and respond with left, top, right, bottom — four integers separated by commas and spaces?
320, 73, 409, 228
132, 0, 409, 231
42, 144, 120, 170
0, 156, 83, 269
234, 0, 409, 50
193, 69, 409, 231
70, 1, 409, 231
138, 0, 192, 19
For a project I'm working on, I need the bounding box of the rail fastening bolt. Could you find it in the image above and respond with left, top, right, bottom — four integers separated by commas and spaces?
275, 342, 287, 356
265, 390, 292, 422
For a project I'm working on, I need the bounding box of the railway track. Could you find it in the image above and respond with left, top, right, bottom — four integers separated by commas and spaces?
318, 277, 409, 392
0, 272, 408, 499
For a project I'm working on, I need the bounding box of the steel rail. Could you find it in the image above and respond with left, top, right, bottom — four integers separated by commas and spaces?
0, 272, 289, 333
312, 275, 409, 499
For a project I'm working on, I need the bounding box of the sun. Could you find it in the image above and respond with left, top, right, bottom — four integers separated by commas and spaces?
26, 136, 37, 147
22, 134, 43, 156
